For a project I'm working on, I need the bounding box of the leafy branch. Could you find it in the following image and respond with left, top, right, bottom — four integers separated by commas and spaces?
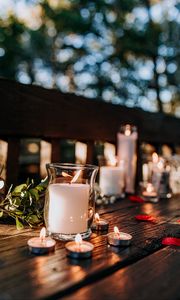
0, 178, 48, 230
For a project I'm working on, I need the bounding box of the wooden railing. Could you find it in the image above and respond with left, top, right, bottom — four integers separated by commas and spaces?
0, 77, 180, 187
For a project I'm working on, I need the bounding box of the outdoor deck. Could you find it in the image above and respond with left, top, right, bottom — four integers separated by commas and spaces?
0, 196, 179, 300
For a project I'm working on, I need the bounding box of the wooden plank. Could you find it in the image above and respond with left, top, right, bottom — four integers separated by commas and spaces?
6, 138, 20, 187
64, 247, 180, 300
0, 78, 180, 143
0, 197, 179, 299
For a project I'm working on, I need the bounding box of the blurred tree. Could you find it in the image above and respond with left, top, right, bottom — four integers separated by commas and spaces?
0, 0, 179, 115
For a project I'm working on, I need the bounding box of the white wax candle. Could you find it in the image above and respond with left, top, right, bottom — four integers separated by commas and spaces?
48, 183, 89, 234
99, 166, 125, 196
117, 131, 137, 193
151, 158, 164, 191
142, 163, 149, 182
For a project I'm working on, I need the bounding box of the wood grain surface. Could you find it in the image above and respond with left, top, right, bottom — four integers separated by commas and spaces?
0, 196, 179, 300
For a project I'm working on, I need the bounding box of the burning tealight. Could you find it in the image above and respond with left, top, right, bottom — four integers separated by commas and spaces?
107, 226, 132, 247
65, 233, 94, 259
142, 183, 158, 203
27, 227, 56, 255
91, 213, 109, 231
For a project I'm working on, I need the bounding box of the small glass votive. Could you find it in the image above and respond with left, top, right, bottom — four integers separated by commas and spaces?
141, 182, 158, 203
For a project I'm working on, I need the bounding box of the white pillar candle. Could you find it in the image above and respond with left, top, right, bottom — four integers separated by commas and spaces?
48, 183, 89, 234
142, 163, 149, 183
99, 165, 125, 196
117, 125, 138, 193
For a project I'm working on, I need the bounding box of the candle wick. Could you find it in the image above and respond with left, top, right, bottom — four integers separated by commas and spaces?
40, 236, 46, 244
76, 242, 81, 252
115, 232, 120, 239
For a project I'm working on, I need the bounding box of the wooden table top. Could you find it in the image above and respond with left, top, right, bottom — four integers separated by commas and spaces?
0, 196, 180, 300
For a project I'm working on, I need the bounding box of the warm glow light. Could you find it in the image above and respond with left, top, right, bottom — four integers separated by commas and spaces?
27, 142, 39, 154
75, 233, 82, 244
104, 142, 116, 165
62, 172, 72, 178
124, 125, 131, 137
157, 159, 164, 170
0, 180, 4, 189
71, 170, 82, 183
166, 165, 171, 172
75, 142, 87, 164
142, 163, 149, 182
40, 227, 46, 242
108, 155, 117, 167
114, 226, 120, 234
40, 140, 52, 178
146, 183, 154, 193
152, 152, 159, 164
0, 140, 8, 180
95, 213, 100, 222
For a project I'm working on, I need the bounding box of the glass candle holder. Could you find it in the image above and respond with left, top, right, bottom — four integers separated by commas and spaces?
117, 124, 138, 194
44, 163, 98, 241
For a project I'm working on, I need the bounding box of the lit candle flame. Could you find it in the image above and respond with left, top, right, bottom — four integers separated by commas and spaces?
0, 180, 4, 189
166, 165, 171, 172
40, 227, 46, 242
71, 170, 82, 183
146, 183, 154, 193
157, 159, 164, 170
62, 172, 72, 178
75, 233, 82, 245
95, 213, 100, 222
114, 226, 120, 235
152, 152, 158, 164
125, 125, 131, 137
108, 155, 117, 167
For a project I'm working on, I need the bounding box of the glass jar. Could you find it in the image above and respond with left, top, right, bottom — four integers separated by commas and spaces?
44, 163, 98, 241
117, 124, 138, 194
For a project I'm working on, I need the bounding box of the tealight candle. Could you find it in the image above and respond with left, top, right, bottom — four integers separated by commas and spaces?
91, 213, 109, 231
65, 233, 94, 259
107, 226, 132, 246
142, 183, 158, 202
27, 227, 56, 255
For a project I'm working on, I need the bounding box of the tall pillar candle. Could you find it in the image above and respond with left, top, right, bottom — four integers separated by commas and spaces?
47, 183, 89, 234
117, 125, 138, 193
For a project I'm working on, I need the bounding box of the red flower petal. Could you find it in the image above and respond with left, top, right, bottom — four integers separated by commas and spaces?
176, 219, 180, 223
162, 237, 180, 246
129, 195, 145, 203
135, 214, 156, 222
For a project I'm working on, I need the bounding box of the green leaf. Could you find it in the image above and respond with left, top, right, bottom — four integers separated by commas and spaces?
29, 188, 39, 201
13, 184, 27, 194
27, 214, 40, 224
0, 210, 3, 217
12, 197, 21, 207
16, 217, 24, 230
14, 210, 24, 215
